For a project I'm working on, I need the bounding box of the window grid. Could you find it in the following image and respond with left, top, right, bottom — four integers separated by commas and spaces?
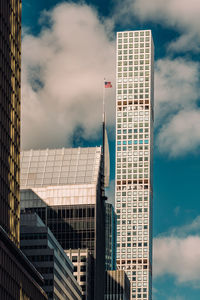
115, 30, 153, 300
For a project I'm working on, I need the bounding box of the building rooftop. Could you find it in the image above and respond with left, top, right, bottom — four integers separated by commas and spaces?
20, 147, 102, 188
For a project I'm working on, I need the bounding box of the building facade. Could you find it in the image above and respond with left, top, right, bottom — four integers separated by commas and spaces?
0, 226, 47, 300
0, 0, 21, 248
105, 270, 130, 300
0, 2, 49, 299
66, 248, 92, 300
20, 213, 82, 300
115, 30, 154, 299
20, 147, 105, 300
105, 203, 116, 271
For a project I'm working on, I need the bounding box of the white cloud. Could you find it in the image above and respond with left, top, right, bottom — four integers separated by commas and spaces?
171, 215, 200, 237
114, 0, 200, 52
155, 58, 199, 124
154, 58, 200, 156
154, 216, 200, 285
153, 289, 187, 300
21, 2, 200, 157
153, 235, 200, 284
168, 32, 200, 53
157, 110, 200, 157
22, 2, 115, 150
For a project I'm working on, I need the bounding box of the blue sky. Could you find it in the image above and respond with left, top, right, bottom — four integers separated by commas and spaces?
22, 1, 200, 299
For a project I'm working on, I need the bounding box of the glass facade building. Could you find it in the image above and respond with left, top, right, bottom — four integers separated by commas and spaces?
115, 30, 154, 300
105, 203, 116, 271
20, 213, 82, 300
20, 147, 106, 300
22, 204, 97, 300
0, 0, 21, 247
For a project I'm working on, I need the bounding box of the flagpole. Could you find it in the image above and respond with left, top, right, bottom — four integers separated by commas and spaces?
103, 78, 105, 123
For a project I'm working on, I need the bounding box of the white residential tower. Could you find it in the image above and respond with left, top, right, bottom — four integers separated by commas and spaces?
115, 30, 154, 300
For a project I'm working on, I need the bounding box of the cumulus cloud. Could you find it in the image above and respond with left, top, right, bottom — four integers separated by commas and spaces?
154, 57, 200, 156
114, 0, 200, 52
155, 58, 199, 123
154, 216, 200, 285
168, 32, 200, 53
153, 235, 200, 284
157, 110, 200, 157
21, 2, 200, 157
171, 215, 200, 237
22, 2, 115, 150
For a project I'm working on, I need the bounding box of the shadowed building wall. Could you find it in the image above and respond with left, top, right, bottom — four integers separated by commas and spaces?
0, 225, 47, 300
20, 213, 82, 300
105, 203, 116, 271
105, 270, 130, 300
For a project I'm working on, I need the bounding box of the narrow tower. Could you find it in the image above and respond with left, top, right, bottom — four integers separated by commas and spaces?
115, 30, 154, 300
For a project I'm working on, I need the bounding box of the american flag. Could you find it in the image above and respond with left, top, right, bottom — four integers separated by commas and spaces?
105, 81, 112, 88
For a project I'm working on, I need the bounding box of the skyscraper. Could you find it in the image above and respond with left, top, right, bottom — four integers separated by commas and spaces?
20, 213, 82, 300
0, 2, 48, 299
20, 147, 105, 300
0, 0, 21, 247
115, 30, 154, 300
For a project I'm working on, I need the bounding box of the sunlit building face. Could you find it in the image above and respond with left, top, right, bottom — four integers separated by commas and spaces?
115, 30, 154, 300
0, 0, 21, 247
